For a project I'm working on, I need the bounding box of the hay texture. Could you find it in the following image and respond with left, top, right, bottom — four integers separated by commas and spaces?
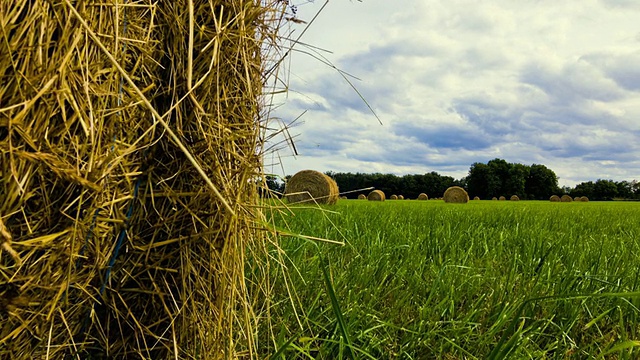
0, 0, 283, 358
473, 196, 480, 200
368, 190, 386, 201
398, 195, 405, 200
510, 195, 520, 201
492, 197, 498, 200
574, 197, 581, 202
561, 195, 573, 202
499, 196, 507, 201
418, 193, 429, 200
358, 194, 367, 200
390, 195, 398, 200
581, 196, 589, 202
284, 170, 339, 205
443, 186, 469, 203
550, 195, 561, 202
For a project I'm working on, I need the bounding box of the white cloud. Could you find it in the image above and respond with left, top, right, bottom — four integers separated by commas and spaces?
269, 0, 640, 187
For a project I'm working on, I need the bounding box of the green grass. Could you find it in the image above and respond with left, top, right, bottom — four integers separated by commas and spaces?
254, 200, 640, 359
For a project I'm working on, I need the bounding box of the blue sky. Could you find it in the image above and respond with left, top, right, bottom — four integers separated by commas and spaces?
266, 0, 640, 187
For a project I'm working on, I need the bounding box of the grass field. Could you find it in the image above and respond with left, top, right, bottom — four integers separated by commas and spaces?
255, 200, 640, 359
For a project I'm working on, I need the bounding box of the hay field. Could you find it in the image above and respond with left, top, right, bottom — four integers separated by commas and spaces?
259, 200, 640, 358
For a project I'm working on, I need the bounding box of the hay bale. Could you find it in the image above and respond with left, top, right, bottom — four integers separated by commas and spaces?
390, 195, 398, 200
284, 170, 339, 205
561, 195, 573, 202
499, 196, 506, 201
398, 195, 405, 200
358, 194, 367, 200
492, 197, 498, 200
367, 190, 386, 201
574, 197, 581, 202
473, 196, 480, 200
418, 193, 429, 200
443, 186, 469, 203
0, 0, 278, 358
510, 195, 519, 201
550, 195, 561, 202
580, 196, 589, 202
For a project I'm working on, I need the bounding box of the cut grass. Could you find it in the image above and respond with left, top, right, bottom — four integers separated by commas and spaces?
256, 200, 640, 358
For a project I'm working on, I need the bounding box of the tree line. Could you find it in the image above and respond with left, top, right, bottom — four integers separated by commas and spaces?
264, 158, 640, 201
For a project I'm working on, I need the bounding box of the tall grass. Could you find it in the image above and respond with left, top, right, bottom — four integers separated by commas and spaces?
258, 200, 640, 359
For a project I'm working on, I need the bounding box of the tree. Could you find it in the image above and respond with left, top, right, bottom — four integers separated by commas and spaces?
506, 163, 530, 198
593, 179, 618, 200
526, 164, 559, 200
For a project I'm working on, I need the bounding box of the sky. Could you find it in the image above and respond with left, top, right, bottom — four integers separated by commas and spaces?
265, 0, 640, 187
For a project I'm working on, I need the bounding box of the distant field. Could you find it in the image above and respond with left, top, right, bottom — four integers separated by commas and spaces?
254, 200, 640, 359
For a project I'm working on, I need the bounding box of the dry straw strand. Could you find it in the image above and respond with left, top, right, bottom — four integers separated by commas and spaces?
443, 186, 469, 203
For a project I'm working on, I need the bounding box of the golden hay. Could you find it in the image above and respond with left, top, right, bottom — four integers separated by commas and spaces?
561, 195, 573, 202
358, 194, 367, 200
499, 196, 506, 201
550, 195, 561, 202
510, 195, 520, 201
284, 170, 339, 205
580, 196, 589, 202
473, 196, 480, 200
574, 197, 581, 202
390, 195, 398, 200
367, 190, 386, 201
0, 0, 282, 358
443, 186, 469, 203
398, 195, 405, 200
418, 193, 429, 200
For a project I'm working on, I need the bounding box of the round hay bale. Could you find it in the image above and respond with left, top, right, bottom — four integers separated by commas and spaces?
560, 195, 573, 202
492, 197, 498, 200
510, 195, 519, 201
580, 196, 589, 202
390, 194, 398, 200
284, 170, 339, 205
398, 195, 404, 200
550, 195, 560, 202
358, 194, 366, 200
499, 196, 506, 201
574, 196, 581, 202
473, 196, 480, 200
367, 190, 385, 201
340, 196, 347, 200
443, 186, 469, 203
417, 193, 429, 200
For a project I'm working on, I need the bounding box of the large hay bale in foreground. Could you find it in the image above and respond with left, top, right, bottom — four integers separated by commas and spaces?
580, 196, 589, 202
390, 194, 398, 200
550, 195, 561, 202
284, 170, 339, 205
443, 186, 469, 203
418, 193, 429, 200
510, 195, 520, 201
368, 190, 386, 201
561, 195, 573, 202
0, 1, 279, 358
358, 194, 367, 200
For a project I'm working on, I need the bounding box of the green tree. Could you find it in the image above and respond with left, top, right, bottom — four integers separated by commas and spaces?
525, 164, 559, 200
